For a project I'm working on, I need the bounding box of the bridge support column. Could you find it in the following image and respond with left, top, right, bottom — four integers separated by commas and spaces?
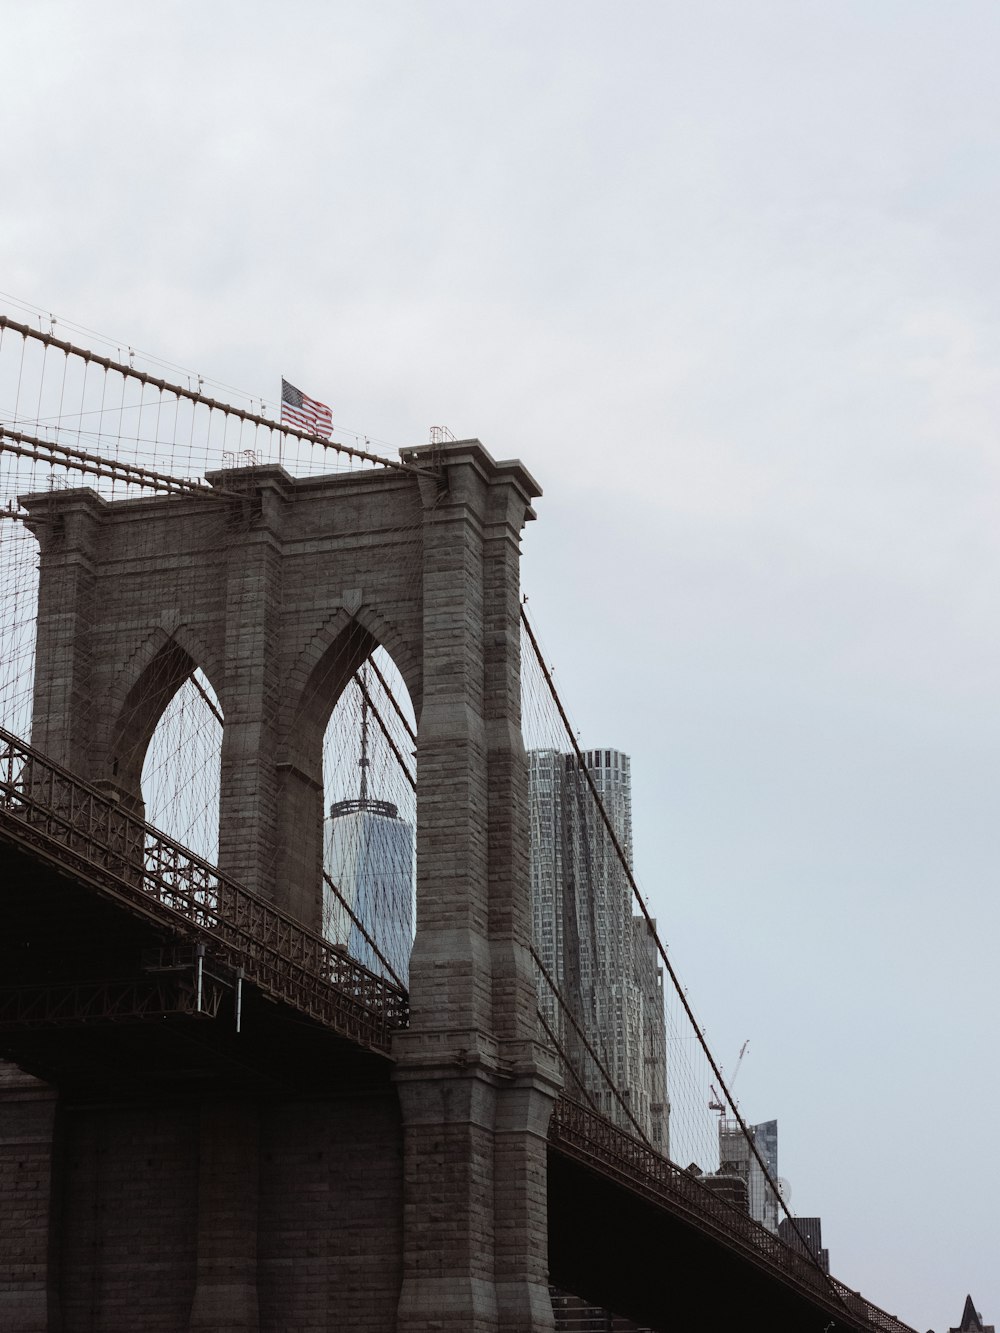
188, 1101, 260, 1333
394, 444, 556, 1333
216, 475, 288, 909
25, 489, 102, 770
393, 1064, 557, 1333
493, 1074, 559, 1328
393, 1068, 502, 1330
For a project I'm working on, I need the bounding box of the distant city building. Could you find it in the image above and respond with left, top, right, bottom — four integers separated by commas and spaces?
528, 746, 669, 1151
633, 916, 668, 1156
949, 1296, 995, 1333
550, 1289, 657, 1331
322, 688, 413, 985
323, 798, 413, 983
689, 1162, 749, 1213
753, 1117, 779, 1178
711, 1116, 835, 1274
777, 1216, 830, 1274
718, 1117, 781, 1233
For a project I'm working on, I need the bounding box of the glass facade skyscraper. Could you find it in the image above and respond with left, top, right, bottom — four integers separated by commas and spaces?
322, 798, 414, 986
322, 680, 414, 986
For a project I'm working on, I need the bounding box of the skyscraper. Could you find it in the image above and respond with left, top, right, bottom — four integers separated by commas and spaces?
528, 746, 668, 1151
777, 1216, 830, 1274
322, 682, 414, 986
718, 1116, 781, 1233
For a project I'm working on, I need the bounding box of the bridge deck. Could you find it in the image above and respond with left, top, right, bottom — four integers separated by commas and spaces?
548, 1097, 912, 1333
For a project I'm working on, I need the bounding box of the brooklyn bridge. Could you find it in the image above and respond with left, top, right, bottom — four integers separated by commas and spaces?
0, 315, 915, 1331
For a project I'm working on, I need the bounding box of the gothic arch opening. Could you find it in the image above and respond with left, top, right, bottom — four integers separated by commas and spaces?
320, 646, 416, 989
139, 664, 224, 866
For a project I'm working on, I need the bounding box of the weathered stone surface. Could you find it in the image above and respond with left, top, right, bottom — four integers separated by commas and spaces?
0, 1074, 405, 1332
0, 1066, 60, 1333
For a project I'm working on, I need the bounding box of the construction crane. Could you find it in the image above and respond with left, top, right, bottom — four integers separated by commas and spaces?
708, 1039, 750, 1116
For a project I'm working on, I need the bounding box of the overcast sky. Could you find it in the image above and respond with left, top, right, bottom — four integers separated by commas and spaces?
4, 3, 999, 1328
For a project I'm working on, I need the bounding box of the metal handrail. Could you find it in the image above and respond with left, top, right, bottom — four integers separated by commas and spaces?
0, 727, 409, 1052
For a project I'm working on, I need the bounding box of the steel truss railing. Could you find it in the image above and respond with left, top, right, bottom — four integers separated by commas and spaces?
0, 727, 409, 1053
549, 1097, 917, 1333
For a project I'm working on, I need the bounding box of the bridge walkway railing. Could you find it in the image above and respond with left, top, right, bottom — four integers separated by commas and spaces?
0, 726, 408, 1054
549, 1097, 917, 1333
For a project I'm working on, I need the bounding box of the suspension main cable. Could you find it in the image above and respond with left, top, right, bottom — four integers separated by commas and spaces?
0, 427, 235, 498
0, 314, 438, 476
519, 602, 837, 1291
366, 655, 417, 744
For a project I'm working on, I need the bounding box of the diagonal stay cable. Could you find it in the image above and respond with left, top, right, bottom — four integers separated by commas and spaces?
366, 656, 417, 745
322, 871, 406, 992
186, 670, 224, 725
189, 658, 411, 802
347, 647, 645, 1145
353, 668, 415, 789
535, 1005, 603, 1115
531, 942, 655, 1152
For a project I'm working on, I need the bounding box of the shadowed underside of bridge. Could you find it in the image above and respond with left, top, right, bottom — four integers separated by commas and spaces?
0, 766, 904, 1333
0, 838, 393, 1098
547, 1133, 870, 1332
0, 722, 406, 1097
549, 1158, 827, 1329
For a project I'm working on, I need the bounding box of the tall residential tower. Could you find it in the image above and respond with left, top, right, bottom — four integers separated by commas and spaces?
528, 746, 668, 1152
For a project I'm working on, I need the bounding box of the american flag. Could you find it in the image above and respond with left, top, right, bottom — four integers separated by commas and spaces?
280, 378, 333, 438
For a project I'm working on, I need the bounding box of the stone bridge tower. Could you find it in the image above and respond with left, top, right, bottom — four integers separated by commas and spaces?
19, 439, 559, 1332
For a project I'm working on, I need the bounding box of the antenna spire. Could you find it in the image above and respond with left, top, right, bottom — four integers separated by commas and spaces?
359, 663, 370, 805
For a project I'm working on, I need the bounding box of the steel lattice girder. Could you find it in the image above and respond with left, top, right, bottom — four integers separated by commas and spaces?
0, 976, 225, 1028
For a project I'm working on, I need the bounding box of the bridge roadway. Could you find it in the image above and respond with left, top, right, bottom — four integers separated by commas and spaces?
0, 728, 914, 1333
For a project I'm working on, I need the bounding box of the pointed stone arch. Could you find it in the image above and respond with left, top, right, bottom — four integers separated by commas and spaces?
353, 603, 422, 721
101, 621, 224, 815
284, 607, 419, 755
